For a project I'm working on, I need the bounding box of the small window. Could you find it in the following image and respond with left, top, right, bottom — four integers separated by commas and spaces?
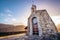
51, 29, 54, 33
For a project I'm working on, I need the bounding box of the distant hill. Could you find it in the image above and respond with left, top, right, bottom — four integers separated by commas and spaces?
0, 23, 26, 32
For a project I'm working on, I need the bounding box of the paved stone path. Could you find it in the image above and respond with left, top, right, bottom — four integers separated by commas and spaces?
0, 33, 26, 40
0, 35, 41, 40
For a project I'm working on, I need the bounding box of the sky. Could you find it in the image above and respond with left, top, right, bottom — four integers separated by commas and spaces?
0, 0, 60, 26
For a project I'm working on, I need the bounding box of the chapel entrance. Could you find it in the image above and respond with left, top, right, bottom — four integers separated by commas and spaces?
32, 17, 39, 35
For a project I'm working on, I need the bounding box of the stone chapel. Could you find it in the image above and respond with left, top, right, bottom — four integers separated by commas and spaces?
27, 4, 57, 37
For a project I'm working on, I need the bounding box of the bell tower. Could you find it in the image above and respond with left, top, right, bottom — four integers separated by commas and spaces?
31, 5, 36, 13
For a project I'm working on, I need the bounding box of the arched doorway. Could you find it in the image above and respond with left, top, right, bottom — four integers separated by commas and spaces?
32, 17, 39, 35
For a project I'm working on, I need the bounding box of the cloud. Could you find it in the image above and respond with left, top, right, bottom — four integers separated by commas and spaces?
4, 17, 16, 22
4, 8, 13, 13
12, 18, 16, 22
51, 15, 60, 25
8, 14, 12, 17
37, 1, 60, 16
0, 8, 13, 18
4, 18, 10, 22
4, 19, 8, 22
0, 13, 4, 17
